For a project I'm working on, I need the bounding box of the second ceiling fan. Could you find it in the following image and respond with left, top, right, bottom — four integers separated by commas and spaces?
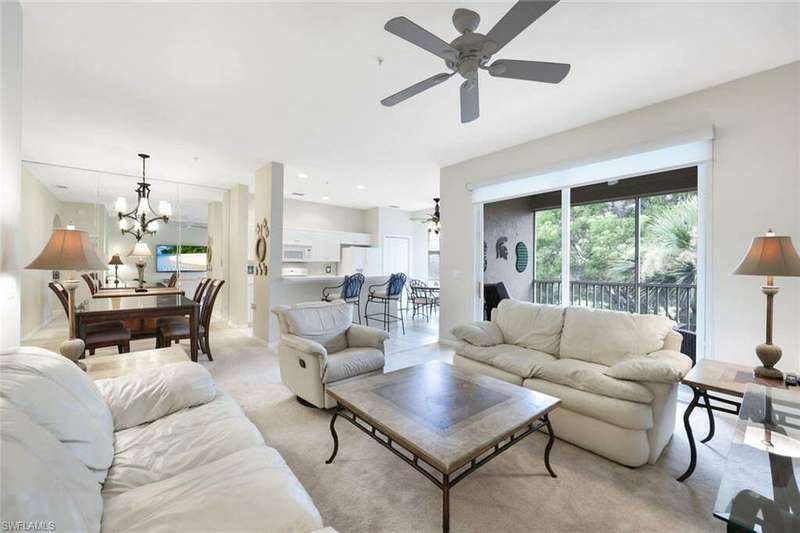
381, 0, 571, 123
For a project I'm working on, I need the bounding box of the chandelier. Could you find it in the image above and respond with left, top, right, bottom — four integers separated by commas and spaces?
115, 154, 172, 241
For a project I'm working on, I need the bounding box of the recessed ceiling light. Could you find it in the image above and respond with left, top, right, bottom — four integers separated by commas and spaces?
298, 173, 308, 179
356, 185, 366, 190
55, 185, 68, 189
321, 196, 330, 201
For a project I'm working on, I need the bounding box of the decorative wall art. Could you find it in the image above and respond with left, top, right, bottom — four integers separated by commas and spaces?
515, 242, 529, 273
483, 242, 488, 272
255, 218, 270, 276
206, 236, 214, 272
495, 237, 509, 260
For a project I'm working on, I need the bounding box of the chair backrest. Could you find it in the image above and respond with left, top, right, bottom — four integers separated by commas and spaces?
387, 273, 406, 297
483, 282, 510, 320
48, 281, 70, 317
342, 273, 365, 300
199, 279, 225, 330
408, 278, 428, 299
192, 278, 210, 303
167, 272, 178, 287
81, 274, 97, 295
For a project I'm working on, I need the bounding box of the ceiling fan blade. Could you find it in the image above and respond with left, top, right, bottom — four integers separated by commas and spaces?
385, 16, 458, 61
381, 72, 454, 107
486, 1, 560, 53
460, 78, 479, 123
488, 60, 570, 83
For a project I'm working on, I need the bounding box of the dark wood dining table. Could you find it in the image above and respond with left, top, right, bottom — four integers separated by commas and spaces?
75, 294, 200, 361
92, 287, 184, 298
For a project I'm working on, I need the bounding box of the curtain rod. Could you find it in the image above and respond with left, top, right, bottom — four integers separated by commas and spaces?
22, 159, 232, 192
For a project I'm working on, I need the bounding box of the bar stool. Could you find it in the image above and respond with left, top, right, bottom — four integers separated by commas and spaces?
322, 273, 365, 323
365, 273, 407, 334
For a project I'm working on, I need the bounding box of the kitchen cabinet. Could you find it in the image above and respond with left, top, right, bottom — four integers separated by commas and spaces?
283, 229, 373, 263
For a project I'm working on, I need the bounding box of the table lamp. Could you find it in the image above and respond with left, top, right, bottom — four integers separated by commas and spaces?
108, 253, 124, 288
25, 227, 107, 363
128, 242, 152, 292
733, 229, 800, 379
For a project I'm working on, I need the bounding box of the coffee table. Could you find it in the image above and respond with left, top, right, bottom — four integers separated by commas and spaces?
325, 361, 560, 532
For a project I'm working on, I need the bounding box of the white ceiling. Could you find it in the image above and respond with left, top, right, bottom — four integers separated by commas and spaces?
21, 1, 799, 211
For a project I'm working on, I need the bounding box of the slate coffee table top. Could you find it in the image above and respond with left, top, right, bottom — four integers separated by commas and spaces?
327, 361, 560, 474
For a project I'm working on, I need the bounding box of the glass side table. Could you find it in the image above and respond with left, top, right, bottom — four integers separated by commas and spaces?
713, 383, 800, 532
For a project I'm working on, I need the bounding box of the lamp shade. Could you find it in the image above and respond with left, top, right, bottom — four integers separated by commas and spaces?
25, 228, 107, 272
128, 242, 152, 258
733, 232, 800, 277
108, 253, 124, 266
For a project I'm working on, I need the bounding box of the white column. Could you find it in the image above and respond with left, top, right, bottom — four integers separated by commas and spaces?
227, 184, 249, 326
253, 162, 283, 342
0, 1, 23, 349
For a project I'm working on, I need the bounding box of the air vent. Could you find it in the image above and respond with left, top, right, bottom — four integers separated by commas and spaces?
389, 204, 400, 209
291, 192, 306, 197
56, 185, 68, 189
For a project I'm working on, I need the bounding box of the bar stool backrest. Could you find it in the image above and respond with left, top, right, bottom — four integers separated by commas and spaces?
387, 273, 407, 297
343, 273, 365, 300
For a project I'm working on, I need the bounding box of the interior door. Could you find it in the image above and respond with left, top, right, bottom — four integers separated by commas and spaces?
383, 236, 411, 276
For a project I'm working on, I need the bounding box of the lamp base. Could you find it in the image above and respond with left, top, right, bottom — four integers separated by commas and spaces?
754, 342, 782, 380
59, 338, 87, 371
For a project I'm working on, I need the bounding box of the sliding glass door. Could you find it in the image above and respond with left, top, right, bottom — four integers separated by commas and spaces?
530, 167, 698, 336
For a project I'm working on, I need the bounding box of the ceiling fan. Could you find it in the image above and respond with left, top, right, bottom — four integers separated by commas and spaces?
411, 198, 441, 233
381, 0, 571, 123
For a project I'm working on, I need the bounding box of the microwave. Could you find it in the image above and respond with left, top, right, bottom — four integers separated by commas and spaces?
282, 244, 312, 262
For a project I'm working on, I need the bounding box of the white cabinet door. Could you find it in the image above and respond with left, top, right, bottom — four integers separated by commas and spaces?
307, 230, 341, 262
284, 229, 313, 245
339, 232, 373, 246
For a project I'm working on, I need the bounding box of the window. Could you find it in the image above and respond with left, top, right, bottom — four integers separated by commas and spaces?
428, 230, 440, 284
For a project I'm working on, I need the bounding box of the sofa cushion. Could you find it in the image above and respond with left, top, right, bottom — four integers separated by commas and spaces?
1, 400, 104, 533
605, 350, 693, 384
451, 320, 503, 347
523, 379, 654, 430
559, 307, 675, 366
0, 346, 114, 482
276, 302, 352, 354
494, 300, 565, 355
322, 347, 384, 384
456, 342, 556, 379
536, 359, 654, 404
103, 392, 265, 496
101, 447, 324, 533
95, 362, 216, 431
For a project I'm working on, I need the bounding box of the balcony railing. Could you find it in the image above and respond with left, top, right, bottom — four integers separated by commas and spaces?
533, 279, 697, 332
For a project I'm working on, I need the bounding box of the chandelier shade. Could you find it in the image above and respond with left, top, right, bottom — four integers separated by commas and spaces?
117, 153, 171, 241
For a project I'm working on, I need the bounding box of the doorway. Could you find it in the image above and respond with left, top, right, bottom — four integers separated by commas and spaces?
383, 235, 411, 276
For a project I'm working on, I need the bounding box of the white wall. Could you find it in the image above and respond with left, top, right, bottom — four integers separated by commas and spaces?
20, 167, 62, 338
0, 1, 23, 349
367, 206, 428, 279
282, 198, 367, 233
441, 62, 800, 370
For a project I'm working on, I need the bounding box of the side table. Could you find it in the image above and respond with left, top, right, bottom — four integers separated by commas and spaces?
678, 359, 795, 482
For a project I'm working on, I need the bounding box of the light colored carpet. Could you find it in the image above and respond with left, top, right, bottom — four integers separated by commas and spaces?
27, 320, 729, 532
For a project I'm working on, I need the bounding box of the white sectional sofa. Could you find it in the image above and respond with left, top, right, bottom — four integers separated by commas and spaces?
452, 300, 692, 467
0, 346, 335, 533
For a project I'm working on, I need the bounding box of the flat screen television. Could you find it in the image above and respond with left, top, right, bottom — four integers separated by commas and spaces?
155, 244, 208, 272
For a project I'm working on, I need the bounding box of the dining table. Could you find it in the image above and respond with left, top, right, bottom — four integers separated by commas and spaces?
75, 294, 200, 361
93, 287, 184, 298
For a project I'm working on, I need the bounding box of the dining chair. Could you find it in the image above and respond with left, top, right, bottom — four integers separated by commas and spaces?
321, 273, 365, 323
167, 272, 178, 287
365, 273, 407, 334
81, 273, 98, 295
49, 281, 131, 356
156, 277, 210, 332
158, 279, 224, 361
407, 279, 435, 322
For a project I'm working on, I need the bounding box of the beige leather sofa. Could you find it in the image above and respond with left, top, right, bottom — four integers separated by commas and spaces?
273, 301, 389, 408
1, 346, 335, 533
452, 300, 692, 467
